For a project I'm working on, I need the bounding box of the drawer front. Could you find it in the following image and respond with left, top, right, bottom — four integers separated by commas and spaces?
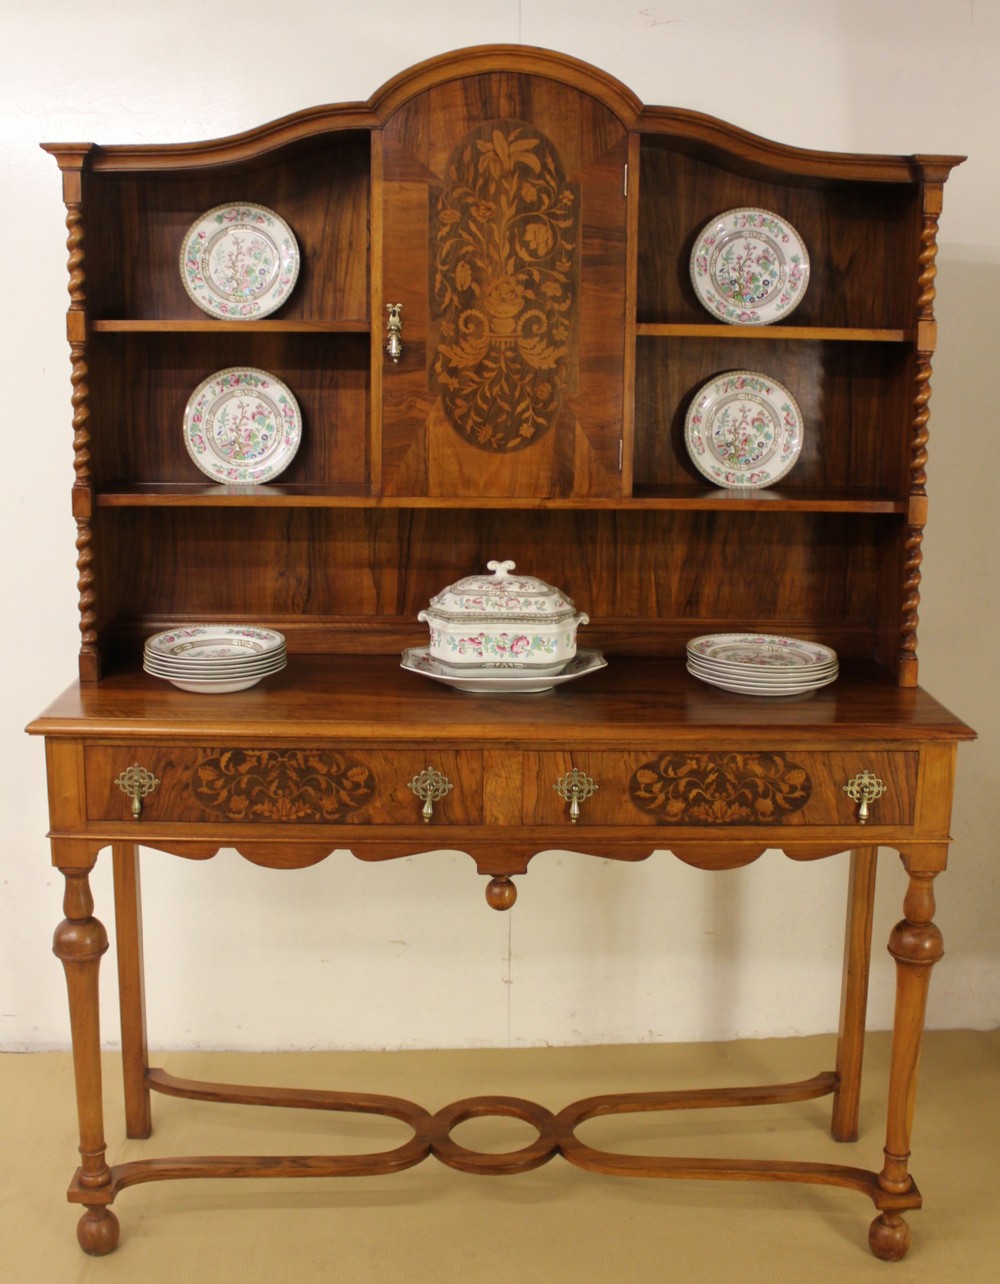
85, 746, 481, 825
524, 750, 918, 828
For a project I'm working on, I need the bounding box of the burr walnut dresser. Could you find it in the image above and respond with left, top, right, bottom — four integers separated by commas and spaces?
29, 45, 974, 1260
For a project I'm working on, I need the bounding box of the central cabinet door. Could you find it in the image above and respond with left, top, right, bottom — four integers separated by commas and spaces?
380, 72, 628, 498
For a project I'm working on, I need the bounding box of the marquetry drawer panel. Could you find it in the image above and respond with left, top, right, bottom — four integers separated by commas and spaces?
84, 746, 482, 825
524, 750, 919, 827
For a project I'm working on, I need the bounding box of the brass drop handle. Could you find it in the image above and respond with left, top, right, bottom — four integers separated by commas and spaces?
553, 767, 598, 823
115, 763, 160, 819
385, 303, 403, 363
842, 770, 887, 824
408, 766, 453, 822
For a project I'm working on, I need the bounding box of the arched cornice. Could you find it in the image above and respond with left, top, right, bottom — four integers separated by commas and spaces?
368, 43, 642, 124
43, 44, 964, 184
636, 105, 965, 184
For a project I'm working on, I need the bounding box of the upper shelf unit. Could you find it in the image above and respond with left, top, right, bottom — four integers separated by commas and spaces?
43, 45, 964, 682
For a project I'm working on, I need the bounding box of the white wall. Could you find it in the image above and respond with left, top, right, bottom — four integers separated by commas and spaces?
2, 0, 997, 1052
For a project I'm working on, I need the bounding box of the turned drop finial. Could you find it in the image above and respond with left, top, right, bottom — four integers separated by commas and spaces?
486, 876, 517, 910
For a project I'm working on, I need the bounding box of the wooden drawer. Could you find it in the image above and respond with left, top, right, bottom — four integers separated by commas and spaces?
523, 750, 919, 828
84, 745, 482, 826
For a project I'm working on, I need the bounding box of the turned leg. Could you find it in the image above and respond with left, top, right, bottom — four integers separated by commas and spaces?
112, 843, 152, 1138
832, 846, 877, 1141
868, 861, 944, 1262
53, 864, 120, 1255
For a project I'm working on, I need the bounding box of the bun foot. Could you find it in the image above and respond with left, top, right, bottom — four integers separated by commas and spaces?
77, 1206, 120, 1255
869, 1211, 911, 1261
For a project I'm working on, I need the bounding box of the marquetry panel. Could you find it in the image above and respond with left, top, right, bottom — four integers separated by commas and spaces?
84, 745, 482, 825
523, 750, 918, 826
381, 70, 628, 498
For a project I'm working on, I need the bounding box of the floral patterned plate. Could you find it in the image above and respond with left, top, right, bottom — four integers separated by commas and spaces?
685, 663, 837, 697
146, 666, 286, 694
686, 658, 837, 685
685, 632, 838, 697
401, 647, 606, 694
690, 207, 809, 325
143, 624, 287, 692
183, 367, 302, 484
684, 370, 803, 489
144, 624, 286, 660
687, 633, 837, 670
143, 652, 286, 678
180, 203, 300, 319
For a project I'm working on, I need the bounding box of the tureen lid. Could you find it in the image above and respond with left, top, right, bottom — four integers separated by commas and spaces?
423, 560, 582, 620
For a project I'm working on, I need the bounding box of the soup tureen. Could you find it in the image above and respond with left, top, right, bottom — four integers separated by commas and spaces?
417, 560, 589, 674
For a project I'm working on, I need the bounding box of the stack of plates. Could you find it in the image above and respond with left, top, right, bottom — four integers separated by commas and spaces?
686, 633, 838, 697
143, 625, 286, 693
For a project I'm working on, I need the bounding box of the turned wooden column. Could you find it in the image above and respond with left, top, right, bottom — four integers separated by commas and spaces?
832, 845, 877, 1142
52, 864, 120, 1255
112, 843, 152, 1138
869, 857, 944, 1262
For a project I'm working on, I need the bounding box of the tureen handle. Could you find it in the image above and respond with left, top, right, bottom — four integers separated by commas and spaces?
486, 559, 516, 580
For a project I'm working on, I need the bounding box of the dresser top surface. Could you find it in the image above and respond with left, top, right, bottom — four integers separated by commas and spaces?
27, 656, 975, 745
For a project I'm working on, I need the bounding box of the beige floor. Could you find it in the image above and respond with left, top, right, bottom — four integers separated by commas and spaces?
4, 1030, 999, 1283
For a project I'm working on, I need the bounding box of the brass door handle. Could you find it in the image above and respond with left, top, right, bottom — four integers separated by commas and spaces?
553, 767, 598, 823
115, 763, 160, 819
408, 766, 453, 822
843, 770, 887, 824
385, 303, 403, 362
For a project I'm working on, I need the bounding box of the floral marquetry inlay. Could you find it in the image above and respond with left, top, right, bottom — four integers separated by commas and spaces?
628, 753, 812, 825
430, 120, 578, 452
191, 750, 375, 822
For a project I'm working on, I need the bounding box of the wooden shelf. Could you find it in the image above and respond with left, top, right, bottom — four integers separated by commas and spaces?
96, 483, 374, 507
90, 319, 369, 333
93, 483, 906, 513
627, 486, 905, 512
635, 323, 908, 342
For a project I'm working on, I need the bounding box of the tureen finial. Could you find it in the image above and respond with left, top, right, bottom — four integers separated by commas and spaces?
487, 559, 516, 580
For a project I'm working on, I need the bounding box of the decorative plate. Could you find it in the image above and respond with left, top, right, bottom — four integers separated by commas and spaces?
685, 665, 835, 698
690, 207, 809, 325
183, 368, 302, 484
684, 370, 803, 489
686, 633, 837, 669
180, 203, 300, 319
686, 659, 837, 683
686, 660, 837, 686
144, 624, 286, 660
148, 670, 285, 694
143, 655, 286, 678
401, 648, 607, 694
